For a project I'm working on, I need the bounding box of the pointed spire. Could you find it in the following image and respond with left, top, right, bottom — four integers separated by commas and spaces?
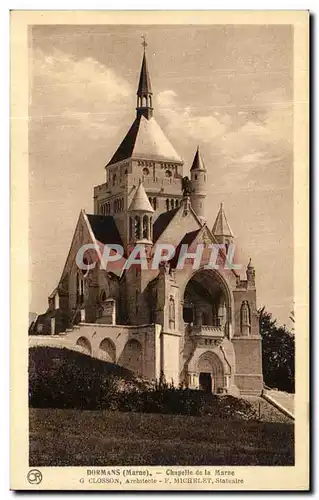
136, 37, 153, 120
212, 203, 234, 237
190, 146, 207, 172
137, 53, 152, 95
128, 179, 154, 213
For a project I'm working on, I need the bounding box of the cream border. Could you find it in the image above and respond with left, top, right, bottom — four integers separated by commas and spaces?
10, 10, 309, 491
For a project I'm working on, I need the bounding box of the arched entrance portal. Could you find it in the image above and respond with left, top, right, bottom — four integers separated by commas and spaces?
183, 269, 231, 335
198, 351, 225, 393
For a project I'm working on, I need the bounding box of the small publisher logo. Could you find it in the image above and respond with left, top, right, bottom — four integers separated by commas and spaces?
27, 469, 42, 485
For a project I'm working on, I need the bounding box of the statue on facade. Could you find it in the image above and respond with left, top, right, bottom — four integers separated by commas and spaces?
182, 176, 192, 197
240, 300, 251, 335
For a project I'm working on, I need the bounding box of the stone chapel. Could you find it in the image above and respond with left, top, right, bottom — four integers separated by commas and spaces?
31, 44, 263, 396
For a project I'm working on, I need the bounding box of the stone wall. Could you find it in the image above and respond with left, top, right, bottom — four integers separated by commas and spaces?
29, 322, 162, 381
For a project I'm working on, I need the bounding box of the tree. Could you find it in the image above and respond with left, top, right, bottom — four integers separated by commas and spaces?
259, 307, 295, 393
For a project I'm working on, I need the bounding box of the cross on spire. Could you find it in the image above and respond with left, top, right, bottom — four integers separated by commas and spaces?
141, 34, 148, 51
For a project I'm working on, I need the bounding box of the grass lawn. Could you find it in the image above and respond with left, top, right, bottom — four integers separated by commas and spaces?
29, 408, 294, 466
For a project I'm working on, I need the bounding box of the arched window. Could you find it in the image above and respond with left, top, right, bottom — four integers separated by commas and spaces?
134, 215, 140, 239
112, 173, 117, 186
143, 167, 149, 176
169, 296, 175, 329
195, 174, 198, 180
149, 216, 153, 240
175, 199, 179, 208
76, 274, 84, 304
143, 215, 149, 239
129, 217, 133, 240
225, 239, 229, 254
170, 199, 175, 210
166, 199, 170, 211
153, 197, 157, 210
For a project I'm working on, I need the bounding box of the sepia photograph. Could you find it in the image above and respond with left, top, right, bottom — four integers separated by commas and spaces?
10, 10, 309, 491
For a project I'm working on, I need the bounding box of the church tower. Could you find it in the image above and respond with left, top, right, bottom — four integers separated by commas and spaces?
93, 38, 184, 250
190, 146, 207, 221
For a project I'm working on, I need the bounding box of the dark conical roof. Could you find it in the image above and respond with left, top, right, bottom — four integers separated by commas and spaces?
190, 146, 206, 172
137, 52, 152, 95
107, 114, 182, 166
212, 203, 234, 237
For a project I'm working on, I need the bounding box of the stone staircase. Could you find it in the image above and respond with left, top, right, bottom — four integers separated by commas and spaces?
262, 389, 295, 419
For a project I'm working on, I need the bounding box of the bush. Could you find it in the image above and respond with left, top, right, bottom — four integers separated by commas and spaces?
29, 346, 145, 410
259, 308, 295, 393
29, 347, 257, 420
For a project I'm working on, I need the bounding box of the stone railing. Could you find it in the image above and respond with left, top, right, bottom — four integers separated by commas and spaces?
188, 325, 224, 338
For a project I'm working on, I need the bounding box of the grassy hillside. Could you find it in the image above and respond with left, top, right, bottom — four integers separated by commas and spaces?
29, 408, 294, 466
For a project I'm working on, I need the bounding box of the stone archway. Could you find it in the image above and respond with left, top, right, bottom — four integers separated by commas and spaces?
99, 338, 116, 363
197, 351, 225, 393
119, 339, 143, 375
182, 268, 232, 337
76, 336, 92, 355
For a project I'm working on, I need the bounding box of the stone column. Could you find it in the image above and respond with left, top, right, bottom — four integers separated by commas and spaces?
50, 317, 55, 335
218, 299, 226, 327
80, 308, 86, 322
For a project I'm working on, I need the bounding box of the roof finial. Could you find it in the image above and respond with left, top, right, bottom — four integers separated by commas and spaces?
220, 202, 223, 209
141, 34, 148, 52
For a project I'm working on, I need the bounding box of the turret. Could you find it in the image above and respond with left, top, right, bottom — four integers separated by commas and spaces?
246, 258, 256, 288
128, 179, 154, 244
190, 146, 207, 221
212, 202, 234, 250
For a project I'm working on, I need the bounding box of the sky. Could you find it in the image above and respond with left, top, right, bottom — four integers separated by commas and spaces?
29, 24, 293, 326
